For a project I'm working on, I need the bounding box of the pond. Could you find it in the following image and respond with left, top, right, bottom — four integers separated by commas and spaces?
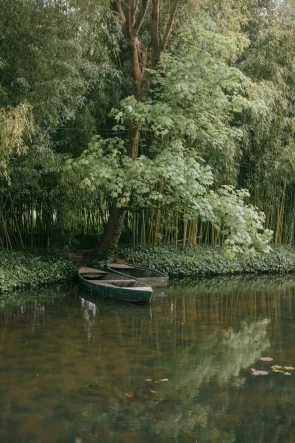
1, 275, 295, 442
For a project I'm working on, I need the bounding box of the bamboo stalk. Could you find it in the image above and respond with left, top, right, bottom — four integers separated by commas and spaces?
183, 221, 187, 248
175, 212, 178, 248
274, 178, 286, 246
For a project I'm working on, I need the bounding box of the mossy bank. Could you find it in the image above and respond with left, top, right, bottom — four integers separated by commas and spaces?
102, 245, 295, 279
2, 245, 295, 294
0, 250, 76, 293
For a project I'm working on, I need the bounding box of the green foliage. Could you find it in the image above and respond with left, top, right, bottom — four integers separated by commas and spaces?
2, 0, 295, 251
0, 102, 34, 180
235, 0, 295, 242
0, 0, 119, 132
69, 38, 273, 255
113, 244, 295, 278
0, 250, 75, 292
207, 186, 273, 255
67, 135, 214, 206
0, 0, 123, 249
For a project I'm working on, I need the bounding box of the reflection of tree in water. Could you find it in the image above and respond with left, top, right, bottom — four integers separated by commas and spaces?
0, 282, 75, 312
171, 273, 295, 295
80, 297, 98, 341
60, 285, 295, 441
74, 291, 272, 442
2, 282, 293, 442
176, 318, 270, 391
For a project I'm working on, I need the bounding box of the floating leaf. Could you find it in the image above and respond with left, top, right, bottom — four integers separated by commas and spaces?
284, 372, 292, 376
145, 379, 152, 382
125, 392, 134, 398
150, 390, 157, 394
284, 366, 295, 371
251, 368, 268, 376
160, 379, 168, 382
260, 357, 273, 362
271, 365, 282, 370
272, 369, 284, 373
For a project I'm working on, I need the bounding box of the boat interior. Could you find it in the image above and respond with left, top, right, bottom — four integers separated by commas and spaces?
79, 268, 150, 289
108, 265, 163, 278
80, 271, 132, 281
89, 280, 145, 289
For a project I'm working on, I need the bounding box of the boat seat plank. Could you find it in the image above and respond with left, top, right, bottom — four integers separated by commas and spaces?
82, 273, 105, 278
79, 267, 107, 274
90, 279, 137, 288
109, 264, 135, 269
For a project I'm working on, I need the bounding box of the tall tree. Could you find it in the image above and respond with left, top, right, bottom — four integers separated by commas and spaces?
92, 0, 181, 255
70, 0, 273, 258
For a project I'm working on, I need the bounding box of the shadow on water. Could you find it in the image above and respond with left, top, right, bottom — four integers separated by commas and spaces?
170, 272, 295, 292
1, 276, 295, 441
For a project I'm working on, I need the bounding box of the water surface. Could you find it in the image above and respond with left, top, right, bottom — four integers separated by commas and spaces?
1, 276, 295, 442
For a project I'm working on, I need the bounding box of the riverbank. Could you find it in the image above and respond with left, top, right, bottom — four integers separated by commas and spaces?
0, 250, 76, 293
110, 244, 295, 278
1, 245, 295, 293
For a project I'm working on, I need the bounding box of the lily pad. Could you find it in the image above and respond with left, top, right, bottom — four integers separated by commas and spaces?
260, 357, 273, 362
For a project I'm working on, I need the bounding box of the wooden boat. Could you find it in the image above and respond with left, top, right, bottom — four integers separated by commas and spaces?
78, 266, 152, 303
107, 262, 169, 287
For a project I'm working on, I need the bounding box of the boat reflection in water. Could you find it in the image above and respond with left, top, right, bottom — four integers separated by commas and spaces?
79, 289, 153, 323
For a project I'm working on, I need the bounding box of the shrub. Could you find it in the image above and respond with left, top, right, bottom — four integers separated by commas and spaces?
110, 244, 295, 278
0, 250, 76, 292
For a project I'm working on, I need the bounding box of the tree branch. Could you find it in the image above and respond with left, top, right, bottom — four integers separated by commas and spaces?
151, 0, 160, 67
128, 0, 133, 31
160, 0, 180, 51
133, 0, 140, 23
112, 0, 127, 30
132, 0, 150, 35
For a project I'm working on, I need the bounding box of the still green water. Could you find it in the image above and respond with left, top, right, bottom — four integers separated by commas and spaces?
1, 276, 295, 442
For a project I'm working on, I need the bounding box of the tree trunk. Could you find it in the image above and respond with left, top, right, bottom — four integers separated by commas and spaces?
87, 201, 127, 261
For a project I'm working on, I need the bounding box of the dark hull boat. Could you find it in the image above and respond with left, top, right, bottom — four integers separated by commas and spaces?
107, 262, 169, 288
78, 266, 152, 303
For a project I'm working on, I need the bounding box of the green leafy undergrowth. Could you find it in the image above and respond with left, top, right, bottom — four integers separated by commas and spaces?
111, 245, 295, 278
0, 250, 76, 293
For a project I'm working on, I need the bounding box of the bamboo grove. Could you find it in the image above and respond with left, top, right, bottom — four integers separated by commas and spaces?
1, 0, 295, 252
